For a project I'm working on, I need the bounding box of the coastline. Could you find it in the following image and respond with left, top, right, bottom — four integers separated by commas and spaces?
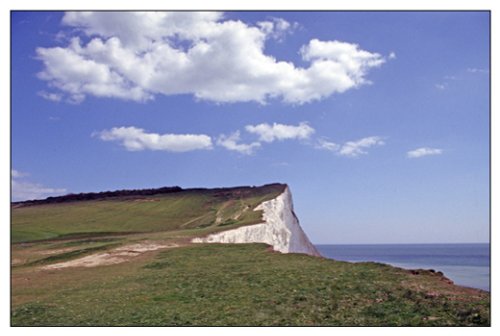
316, 243, 490, 291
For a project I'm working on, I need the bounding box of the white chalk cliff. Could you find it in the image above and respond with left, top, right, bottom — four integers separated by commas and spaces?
192, 186, 321, 257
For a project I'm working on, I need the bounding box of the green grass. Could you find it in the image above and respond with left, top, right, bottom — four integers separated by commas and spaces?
11, 244, 489, 326
44, 237, 124, 249
22, 242, 122, 267
12, 184, 285, 243
11, 184, 490, 326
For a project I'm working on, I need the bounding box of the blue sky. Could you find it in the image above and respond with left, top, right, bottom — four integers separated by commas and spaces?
11, 11, 489, 244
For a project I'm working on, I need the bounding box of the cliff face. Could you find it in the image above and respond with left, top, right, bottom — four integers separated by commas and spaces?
192, 186, 320, 257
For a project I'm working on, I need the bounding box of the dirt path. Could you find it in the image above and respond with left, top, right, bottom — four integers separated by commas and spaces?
179, 213, 212, 228
42, 242, 178, 269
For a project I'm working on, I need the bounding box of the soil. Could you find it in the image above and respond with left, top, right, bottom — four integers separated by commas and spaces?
42, 242, 178, 269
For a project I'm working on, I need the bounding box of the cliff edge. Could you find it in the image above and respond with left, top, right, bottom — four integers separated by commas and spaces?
192, 186, 321, 257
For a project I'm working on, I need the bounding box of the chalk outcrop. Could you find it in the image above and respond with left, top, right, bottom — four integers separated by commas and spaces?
192, 186, 320, 257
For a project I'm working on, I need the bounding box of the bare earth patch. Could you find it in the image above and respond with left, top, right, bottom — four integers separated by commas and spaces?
37, 248, 76, 255
42, 242, 178, 269
11, 258, 23, 266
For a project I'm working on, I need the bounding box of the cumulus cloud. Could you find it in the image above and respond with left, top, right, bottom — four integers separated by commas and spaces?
94, 123, 389, 159
257, 17, 298, 41
217, 131, 261, 155
36, 12, 385, 104
96, 126, 213, 152
218, 122, 316, 154
245, 122, 315, 143
388, 52, 397, 59
407, 147, 443, 158
300, 39, 384, 73
12, 169, 66, 201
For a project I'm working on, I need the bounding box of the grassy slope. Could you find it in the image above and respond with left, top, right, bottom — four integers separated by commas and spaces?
11, 183, 490, 326
12, 244, 489, 326
12, 184, 286, 243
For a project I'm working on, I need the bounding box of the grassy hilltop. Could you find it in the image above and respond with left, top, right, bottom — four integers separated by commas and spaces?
12, 183, 285, 243
11, 184, 490, 326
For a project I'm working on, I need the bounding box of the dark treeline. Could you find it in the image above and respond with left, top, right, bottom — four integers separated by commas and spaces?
12, 186, 183, 207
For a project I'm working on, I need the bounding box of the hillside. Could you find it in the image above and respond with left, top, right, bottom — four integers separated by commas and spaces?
12, 183, 286, 243
11, 184, 490, 326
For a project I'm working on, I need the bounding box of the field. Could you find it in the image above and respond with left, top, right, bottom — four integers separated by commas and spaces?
12, 184, 285, 243
11, 184, 490, 326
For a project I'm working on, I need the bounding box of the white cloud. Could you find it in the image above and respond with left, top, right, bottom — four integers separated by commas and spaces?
315, 138, 340, 152
11, 170, 66, 201
435, 83, 447, 90
38, 90, 63, 102
12, 169, 27, 178
257, 17, 298, 41
95, 126, 213, 152
388, 52, 396, 59
217, 131, 261, 155
467, 68, 489, 74
338, 136, 385, 157
36, 43, 152, 103
36, 12, 386, 104
407, 147, 443, 158
271, 161, 290, 167
245, 122, 315, 142
61, 12, 223, 51
300, 39, 384, 76
272, 17, 292, 31
12, 181, 67, 201
315, 136, 385, 157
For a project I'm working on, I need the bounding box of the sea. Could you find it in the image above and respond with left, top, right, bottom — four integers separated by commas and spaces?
315, 243, 490, 291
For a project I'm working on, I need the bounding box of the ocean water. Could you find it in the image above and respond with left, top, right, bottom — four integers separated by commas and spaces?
315, 244, 490, 291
